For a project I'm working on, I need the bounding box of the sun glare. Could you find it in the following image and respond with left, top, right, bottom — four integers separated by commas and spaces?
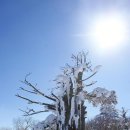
89, 12, 128, 54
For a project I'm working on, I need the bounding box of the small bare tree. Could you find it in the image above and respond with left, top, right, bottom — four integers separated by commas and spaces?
13, 117, 37, 130
118, 108, 130, 130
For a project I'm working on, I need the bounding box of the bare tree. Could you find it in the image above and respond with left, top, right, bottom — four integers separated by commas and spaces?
91, 104, 118, 130
118, 107, 130, 130
16, 52, 117, 130
13, 117, 37, 130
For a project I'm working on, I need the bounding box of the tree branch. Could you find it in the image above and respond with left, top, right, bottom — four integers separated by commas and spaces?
51, 93, 60, 101
21, 76, 56, 102
20, 87, 37, 94
19, 109, 48, 116
16, 94, 55, 107
85, 81, 97, 87
82, 72, 97, 81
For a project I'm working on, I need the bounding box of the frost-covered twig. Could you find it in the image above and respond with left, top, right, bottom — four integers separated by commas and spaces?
20, 74, 56, 102
19, 108, 48, 116
16, 94, 55, 108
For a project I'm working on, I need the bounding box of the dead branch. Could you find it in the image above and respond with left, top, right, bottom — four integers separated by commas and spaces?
16, 94, 55, 107
51, 93, 60, 101
82, 72, 97, 81
21, 76, 56, 102
85, 81, 97, 87
19, 109, 48, 116
20, 87, 37, 94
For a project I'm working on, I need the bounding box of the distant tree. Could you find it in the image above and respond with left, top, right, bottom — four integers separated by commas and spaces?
16, 52, 117, 130
95, 104, 118, 130
118, 107, 130, 130
0, 128, 12, 130
86, 106, 130, 130
13, 117, 37, 130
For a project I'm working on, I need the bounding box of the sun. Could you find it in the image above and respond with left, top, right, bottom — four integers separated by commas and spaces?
89, 13, 128, 53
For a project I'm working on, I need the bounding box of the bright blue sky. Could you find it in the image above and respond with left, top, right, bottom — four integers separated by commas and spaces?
0, 0, 130, 127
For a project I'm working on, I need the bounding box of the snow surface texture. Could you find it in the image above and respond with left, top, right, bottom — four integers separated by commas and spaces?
33, 114, 57, 130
